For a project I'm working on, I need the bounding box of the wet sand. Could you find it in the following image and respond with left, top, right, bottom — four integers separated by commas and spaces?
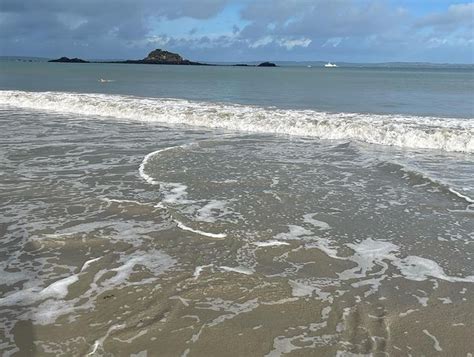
1, 107, 473, 356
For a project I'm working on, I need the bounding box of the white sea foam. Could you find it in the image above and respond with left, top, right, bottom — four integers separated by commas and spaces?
102, 198, 150, 206
423, 329, 443, 352
253, 240, 290, 247
196, 200, 232, 222
139, 145, 229, 239
342, 239, 474, 285
193, 264, 213, 279
39, 275, 79, 299
289, 280, 332, 300
219, 266, 254, 275
449, 188, 474, 204
138, 146, 179, 185
303, 213, 331, 230
80, 257, 102, 272
0, 274, 79, 306
100, 249, 176, 287
0, 249, 176, 325
343, 239, 399, 279
287, 233, 474, 288
274, 225, 313, 241
393, 256, 474, 283
305, 238, 340, 259
87, 324, 126, 356
1, 90, 472, 152
175, 220, 227, 239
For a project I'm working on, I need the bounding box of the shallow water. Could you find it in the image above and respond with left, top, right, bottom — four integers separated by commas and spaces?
1, 62, 474, 356
0, 105, 473, 356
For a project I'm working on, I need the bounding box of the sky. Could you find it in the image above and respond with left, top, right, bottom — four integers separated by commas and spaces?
0, 0, 473, 63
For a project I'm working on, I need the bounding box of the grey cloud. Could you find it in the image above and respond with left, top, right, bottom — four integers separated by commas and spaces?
0, 0, 229, 20
239, 0, 408, 40
233, 0, 472, 62
0, 0, 472, 63
0, 0, 229, 57
415, 3, 473, 31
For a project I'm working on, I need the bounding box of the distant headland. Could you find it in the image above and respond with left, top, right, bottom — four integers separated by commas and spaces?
48, 49, 277, 67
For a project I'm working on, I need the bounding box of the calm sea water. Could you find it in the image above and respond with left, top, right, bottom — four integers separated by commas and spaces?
1, 61, 473, 117
0, 62, 473, 356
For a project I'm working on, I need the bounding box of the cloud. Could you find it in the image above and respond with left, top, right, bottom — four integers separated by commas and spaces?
0, 0, 230, 57
0, 0, 472, 62
248, 35, 311, 49
248, 36, 273, 48
239, 0, 408, 39
0, 0, 230, 20
412, 2, 473, 57
416, 3, 474, 31
235, 0, 473, 62
276, 37, 312, 50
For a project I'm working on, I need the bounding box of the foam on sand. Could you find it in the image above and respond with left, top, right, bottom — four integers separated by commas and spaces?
277, 226, 474, 288
393, 256, 474, 283
219, 266, 254, 275
196, 199, 232, 223
138, 146, 181, 185
80, 257, 102, 272
423, 329, 443, 352
341, 238, 474, 285
2, 90, 472, 153
193, 264, 214, 279
303, 213, 331, 230
253, 241, 290, 247
175, 220, 227, 239
138, 144, 228, 239
448, 188, 474, 204
0, 274, 79, 306
0, 249, 176, 325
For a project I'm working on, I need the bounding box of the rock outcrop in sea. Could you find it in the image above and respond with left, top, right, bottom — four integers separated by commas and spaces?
257, 62, 277, 67
48, 49, 278, 68
124, 49, 206, 65
48, 57, 89, 63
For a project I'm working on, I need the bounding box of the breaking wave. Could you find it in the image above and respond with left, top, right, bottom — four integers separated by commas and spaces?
1, 90, 473, 153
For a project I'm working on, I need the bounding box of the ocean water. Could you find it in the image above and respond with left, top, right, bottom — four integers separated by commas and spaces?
0, 62, 473, 356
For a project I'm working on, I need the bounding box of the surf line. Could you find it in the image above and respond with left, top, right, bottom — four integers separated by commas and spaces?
138, 142, 199, 185
175, 220, 227, 239
138, 146, 181, 185
448, 188, 474, 204
138, 143, 227, 239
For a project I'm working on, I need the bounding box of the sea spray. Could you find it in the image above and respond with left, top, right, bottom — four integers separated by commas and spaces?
1, 90, 472, 153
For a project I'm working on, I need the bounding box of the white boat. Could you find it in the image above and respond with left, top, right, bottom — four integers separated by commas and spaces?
324, 62, 338, 68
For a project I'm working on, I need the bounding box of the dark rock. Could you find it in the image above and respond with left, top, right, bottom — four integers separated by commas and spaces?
122, 49, 207, 65
234, 64, 251, 67
50, 49, 209, 66
144, 49, 186, 63
257, 62, 277, 67
49, 57, 89, 63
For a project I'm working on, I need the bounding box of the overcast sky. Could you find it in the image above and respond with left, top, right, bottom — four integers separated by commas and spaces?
1, 0, 473, 63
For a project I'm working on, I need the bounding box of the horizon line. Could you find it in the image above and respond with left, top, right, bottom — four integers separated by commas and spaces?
1, 55, 473, 66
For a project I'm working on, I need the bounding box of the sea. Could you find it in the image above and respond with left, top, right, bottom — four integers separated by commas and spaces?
0, 61, 473, 356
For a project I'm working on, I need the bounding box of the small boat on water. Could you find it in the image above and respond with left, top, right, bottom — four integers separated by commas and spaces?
324, 62, 338, 68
